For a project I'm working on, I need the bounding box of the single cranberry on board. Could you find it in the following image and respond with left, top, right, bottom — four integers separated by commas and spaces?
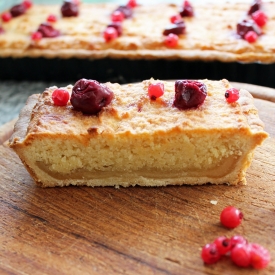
61, 0, 79, 17
201, 243, 221, 264
174, 80, 207, 109
220, 206, 243, 228
70, 79, 114, 114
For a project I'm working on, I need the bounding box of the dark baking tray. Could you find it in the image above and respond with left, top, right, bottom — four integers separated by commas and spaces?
1, 57, 275, 88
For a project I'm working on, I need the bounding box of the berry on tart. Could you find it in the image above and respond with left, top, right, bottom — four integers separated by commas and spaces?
148, 83, 165, 100
113, 5, 133, 19
179, 0, 194, 17
225, 88, 240, 103
164, 33, 179, 48
10, 3, 27, 17
47, 14, 58, 23
37, 23, 60, 38
236, 19, 262, 39
163, 21, 186, 36
52, 89, 70, 106
103, 27, 118, 42
61, 0, 79, 17
1, 12, 12, 23
252, 10, 268, 27
111, 10, 125, 22
31, 31, 42, 41
127, 0, 138, 9
244, 30, 258, 43
22, 0, 33, 9
247, 0, 262, 15
106, 22, 123, 36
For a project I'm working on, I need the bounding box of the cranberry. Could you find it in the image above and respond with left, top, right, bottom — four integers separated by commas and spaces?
107, 22, 122, 36
52, 89, 70, 106
201, 243, 221, 264
111, 10, 125, 22
248, 0, 262, 15
148, 83, 165, 100
164, 33, 179, 48
1, 12, 12, 22
114, 5, 133, 19
103, 27, 118, 42
214, 236, 232, 255
179, 1, 194, 17
37, 23, 60, 38
244, 30, 258, 43
252, 10, 268, 27
22, 0, 33, 9
170, 14, 182, 24
220, 206, 243, 228
127, 0, 137, 8
230, 235, 248, 248
70, 79, 114, 114
61, 0, 79, 17
47, 14, 57, 23
163, 21, 186, 36
237, 19, 261, 39
174, 80, 207, 110
225, 88, 240, 103
231, 243, 251, 267
249, 243, 271, 270
31, 31, 42, 41
10, 4, 26, 17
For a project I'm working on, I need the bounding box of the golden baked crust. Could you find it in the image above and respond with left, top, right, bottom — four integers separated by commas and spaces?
0, 2, 275, 63
9, 79, 268, 187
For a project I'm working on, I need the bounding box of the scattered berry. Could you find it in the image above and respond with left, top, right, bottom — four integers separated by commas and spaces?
22, 0, 33, 9
174, 80, 207, 109
1, 12, 12, 23
252, 10, 268, 27
10, 4, 26, 17
170, 14, 182, 24
111, 10, 125, 22
214, 236, 232, 255
248, 0, 262, 15
201, 243, 221, 264
31, 31, 42, 41
237, 19, 261, 39
179, 0, 194, 17
148, 83, 165, 100
164, 33, 179, 48
47, 14, 57, 23
163, 21, 186, 36
70, 78, 114, 114
127, 0, 137, 8
249, 243, 271, 270
230, 235, 248, 248
220, 206, 243, 228
103, 27, 118, 42
52, 89, 70, 106
231, 243, 251, 267
37, 23, 60, 38
61, 0, 79, 17
225, 88, 240, 103
114, 5, 133, 19
106, 22, 122, 36
244, 30, 258, 43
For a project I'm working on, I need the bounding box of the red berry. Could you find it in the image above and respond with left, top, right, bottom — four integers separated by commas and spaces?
214, 236, 232, 255
252, 10, 268, 27
180, 0, 194, 17
103, 27, 118, 42
164, 33, 179, 48
148, 83, 165, 100
249, 243, 270, 270
22, 0, 33, 9
201, 243, 221, 264
230, 235, 248, 248
111, 10, 125, 22
47, 14, 57, 23
10, 4, 26, 17
231, 243, 251, 267
220, 206, 243, 228
37, 23, 60, 38
1, 12, 12, 22
31, 31, 42, 41
244, 30, 258, 43
225, 88, 240, 103
170, 14, 182, 24
248, 0, 262, 15
107, 22, 122, 36
52, 89, 70, 106
127, 0, 137, 8
163, 21, 186, 36
61, 0, 79, 17
237, 19, 261, 39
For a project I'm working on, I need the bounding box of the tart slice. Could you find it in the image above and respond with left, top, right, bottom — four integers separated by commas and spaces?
9, 78, 268, 187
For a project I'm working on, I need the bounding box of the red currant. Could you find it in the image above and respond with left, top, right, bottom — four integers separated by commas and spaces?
52, 89, 70, 106
230, 235, 248, 248
47, 14, 57, 23
31, 31, 42, 41
201, 243, 221, 264
244, 30, 258, 43
103, 27, 118, 42
249, 243, 270, 270
231, 243, 251, 267
111, 10, 125, 22
1, 12, 12, 22
220, 206, 243, 228
252, 10, 268, 27
127, 0, 137, 8
22, 0, 33, 9
164, 33, 179, 48
225, 88, 240, 103
148, 83, 165, 100
214, 236, 232, 255
170, 14, 182, 24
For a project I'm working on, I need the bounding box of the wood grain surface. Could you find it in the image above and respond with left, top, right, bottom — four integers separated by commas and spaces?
0, 84, 275, 275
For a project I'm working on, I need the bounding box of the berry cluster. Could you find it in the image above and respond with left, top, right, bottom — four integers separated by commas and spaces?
236, 0, 268, 43
103, 0, 137, 43
201, 206, 270, 270
1, 1, 32, 23
163, 1, 194, 48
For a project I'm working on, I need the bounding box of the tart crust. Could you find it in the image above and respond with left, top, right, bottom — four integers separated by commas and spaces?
9, 79, 268, 187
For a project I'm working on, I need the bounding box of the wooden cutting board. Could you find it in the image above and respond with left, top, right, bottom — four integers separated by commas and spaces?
0, 83, 275, 275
